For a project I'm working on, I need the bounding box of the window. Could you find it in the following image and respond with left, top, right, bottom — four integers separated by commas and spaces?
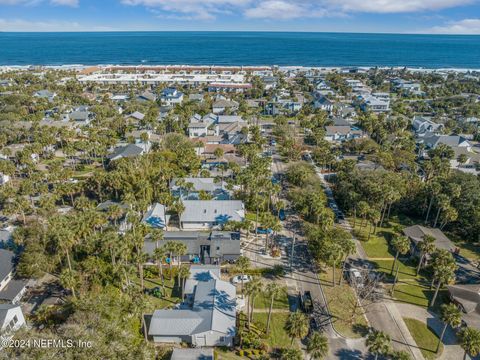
216, 246, 220, 251
219, 337, 225, 342
12, 315, 18, 324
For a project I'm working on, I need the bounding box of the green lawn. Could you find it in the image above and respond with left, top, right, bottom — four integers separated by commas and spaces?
370, 259, 423, 281
404, 318, 443, 360
388, 281, 447, 310
350, 220, 394, 259
319, 268, 369, 338
253, 287, 289, 310
133, 276, 182, 312
252, 312, 291, 348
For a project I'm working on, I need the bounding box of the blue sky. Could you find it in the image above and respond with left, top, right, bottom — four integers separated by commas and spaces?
0, 0, 480, 34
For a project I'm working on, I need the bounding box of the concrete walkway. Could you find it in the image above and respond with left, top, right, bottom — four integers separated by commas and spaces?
396, 303, 463, 360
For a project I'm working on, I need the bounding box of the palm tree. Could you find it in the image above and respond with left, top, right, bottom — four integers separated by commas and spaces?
285, 312, 309, 345
459, 327, 480, 360
236, 256, 250, 296
279, 348, 303, 360
437, 303, 462, 352
60, 269, 79, 299
430, 260, 457, 307
416, 234, 436, 275
153, 246, 167, 292
366, 329, 391, 360
172, 242, 187, 288
307, 331, 329, 360
178, 264, 190, 299
265, 282, 283, 334
391, 235, 410, 274
247, 277, 263, 323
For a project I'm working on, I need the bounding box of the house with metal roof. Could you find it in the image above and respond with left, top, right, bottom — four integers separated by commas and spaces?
144, 231, 240, 264
170, 178, 230, 200
179, 200, 245, 230
107, 143, 150, 161
324, 125, 364, 142
147, 265, 236, 346
170, 348, 214, 360
142, 203, 169, 229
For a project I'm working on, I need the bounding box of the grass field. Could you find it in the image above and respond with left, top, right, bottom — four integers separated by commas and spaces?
253, 287, 290, 310
253, 312, 291, 348
404, 318, 443, 360
319, 268, 368, 338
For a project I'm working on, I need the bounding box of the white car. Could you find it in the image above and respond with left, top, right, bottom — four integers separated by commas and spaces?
231, 275, 252, 284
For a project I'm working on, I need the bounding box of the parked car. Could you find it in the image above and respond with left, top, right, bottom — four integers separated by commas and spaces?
300, 291, 314, 314
231, 275, 252, 284
348, 268, 364, 288
256, 227, 273, 235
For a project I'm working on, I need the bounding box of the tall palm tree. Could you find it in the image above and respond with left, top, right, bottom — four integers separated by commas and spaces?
265, 282, 283, 334
366, 329, 391, 360
391, 235, 410, 274
247, 277, 263, 323
416, 234, 436, 275
236, 256, 250, 296
178, 264, 190, 299
153, 246, 167, 292
437, 303, 462, 352
307, 331, 329, 360
174, 242, 188, 290
430, 261, 456, 307
285, 312, 309, 345
459, 327, 480, 360
390, 350, 411, 360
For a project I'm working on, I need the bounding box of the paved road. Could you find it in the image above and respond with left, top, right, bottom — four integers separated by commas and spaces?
313, 166, 425, 360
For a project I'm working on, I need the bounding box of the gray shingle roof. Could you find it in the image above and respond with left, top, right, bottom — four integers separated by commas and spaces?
0, 279, 27, 302
403, 225, 454, 251
108, 144, 144, 160
0, 249, 14, 282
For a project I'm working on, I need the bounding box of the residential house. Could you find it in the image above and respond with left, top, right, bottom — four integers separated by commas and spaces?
262, 76, 278, 90
324, 126, 364, 142
359, 95, 390, 112
188, 93, 205, 103
107, 143, 150, 161
179, 200, 245, 230
0, 250, 28, 304
147, 265, 236, 346
142, 203, 169, 229
313, 96, 334, 112
403, 225, 455, 261
188, 114, 217, 138
447, 284, 480, 329
34, 90, 56, 102
421, 135, 472, 151
144, 231, 240, 264
68, 106, 94, 126
137, 91, 157, 102
450, 146, 480, 174
392, 79, 424, 96
412, 116, 444, 136
0, 304, 26, 334
125, 111, 145, 123
170, 178, 229, 200
160, 88, 184, 106
170, 348, 214, 360
212, 99, 239, 114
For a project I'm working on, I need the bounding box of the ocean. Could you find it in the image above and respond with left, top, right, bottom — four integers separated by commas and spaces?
1, 32, 480, 68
